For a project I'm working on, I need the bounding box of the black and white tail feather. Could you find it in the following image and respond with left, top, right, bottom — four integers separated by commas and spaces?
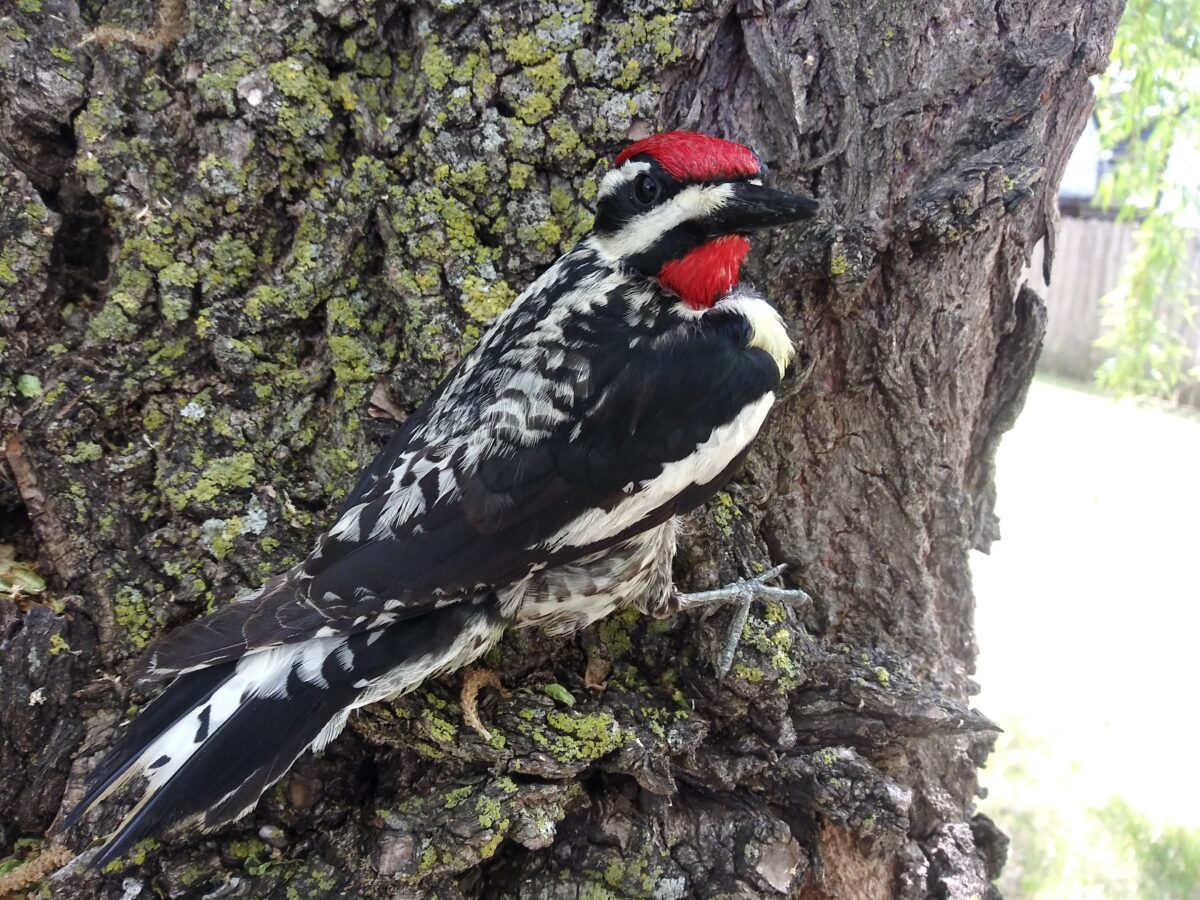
65, 595, 500, 868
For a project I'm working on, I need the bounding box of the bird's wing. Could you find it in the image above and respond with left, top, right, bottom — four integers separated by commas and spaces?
139, 303, 781, 679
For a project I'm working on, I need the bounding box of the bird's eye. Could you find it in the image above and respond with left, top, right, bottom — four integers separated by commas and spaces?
633, 173, 661, 206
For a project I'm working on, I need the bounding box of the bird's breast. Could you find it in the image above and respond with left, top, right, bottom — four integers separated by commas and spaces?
712, 291, 795, 377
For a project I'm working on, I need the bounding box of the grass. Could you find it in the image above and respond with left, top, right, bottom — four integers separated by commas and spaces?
972, 377, 1200, 898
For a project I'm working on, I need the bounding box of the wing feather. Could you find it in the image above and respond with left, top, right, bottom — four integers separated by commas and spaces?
142, 281, 782, 678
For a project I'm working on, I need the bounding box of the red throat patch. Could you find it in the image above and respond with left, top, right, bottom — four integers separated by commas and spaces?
657, 236, 752, 310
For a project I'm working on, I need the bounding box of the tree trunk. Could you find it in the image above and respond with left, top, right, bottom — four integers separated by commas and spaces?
0, 0, 1122, 896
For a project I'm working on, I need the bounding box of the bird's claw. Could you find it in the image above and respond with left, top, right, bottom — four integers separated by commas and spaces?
459, 666, 510, 740
676, 564, 811, 681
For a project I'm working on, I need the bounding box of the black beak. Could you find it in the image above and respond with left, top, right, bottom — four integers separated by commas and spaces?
712, 181, 819, 234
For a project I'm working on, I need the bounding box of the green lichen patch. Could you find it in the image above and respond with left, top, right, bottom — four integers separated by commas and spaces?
15, 374, 42, 397
0, 159, 58, 349
596, 843, 680, 897
377, 776, 583, 884
421, 704, 459, 745
710, 490, 744, 535
267, 57, 338, 139
596, 606, 640, 657
163, 451, 259, 511
541, 709, 630, 763
728, 610, 807, 695
112, 585, 164, 650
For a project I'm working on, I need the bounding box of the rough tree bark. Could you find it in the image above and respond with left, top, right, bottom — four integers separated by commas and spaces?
0, 0, 1122, 896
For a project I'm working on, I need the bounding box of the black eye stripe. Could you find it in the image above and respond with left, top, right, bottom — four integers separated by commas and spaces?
593, 156, 765, 235
626, 157, 682, 201
593, 159, 684, 233
624, 222, 707, 274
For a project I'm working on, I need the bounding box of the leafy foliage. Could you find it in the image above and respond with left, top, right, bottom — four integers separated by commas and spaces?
1094, 0, 1200, 399
1096, 798, 1200, 899
985, 726, 1200, 898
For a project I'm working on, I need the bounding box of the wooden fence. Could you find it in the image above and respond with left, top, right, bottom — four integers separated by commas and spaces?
1026, 215, 1200, 405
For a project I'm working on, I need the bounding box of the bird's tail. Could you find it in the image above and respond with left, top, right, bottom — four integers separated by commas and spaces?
62, 599, 496, 868
61, 637, 368, 869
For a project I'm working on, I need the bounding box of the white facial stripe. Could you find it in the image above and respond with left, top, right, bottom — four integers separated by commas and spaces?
597, 160, 651, 199
592, 182, 735, 261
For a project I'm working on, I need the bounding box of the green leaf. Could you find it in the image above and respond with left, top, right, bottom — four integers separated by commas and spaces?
542, 683, 576, 707
16, 373, 42, 397
1091, 0, 1200, 399
0, 554, 46, 595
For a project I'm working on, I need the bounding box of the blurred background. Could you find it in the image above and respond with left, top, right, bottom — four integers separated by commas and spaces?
972, 0, 1200, 895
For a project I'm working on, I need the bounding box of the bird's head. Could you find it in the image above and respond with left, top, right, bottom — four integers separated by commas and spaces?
591, 131, 818, 310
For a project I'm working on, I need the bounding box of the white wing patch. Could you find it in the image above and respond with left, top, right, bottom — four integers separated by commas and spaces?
538, 393, 775, 553
327, 501, 368, 543
369, 455, 435, 538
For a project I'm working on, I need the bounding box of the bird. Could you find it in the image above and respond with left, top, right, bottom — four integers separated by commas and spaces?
61, 130, 818, 867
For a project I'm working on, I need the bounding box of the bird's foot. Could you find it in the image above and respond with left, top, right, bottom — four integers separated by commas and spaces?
459, 666, 511, 741
675, 564, 811, 681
